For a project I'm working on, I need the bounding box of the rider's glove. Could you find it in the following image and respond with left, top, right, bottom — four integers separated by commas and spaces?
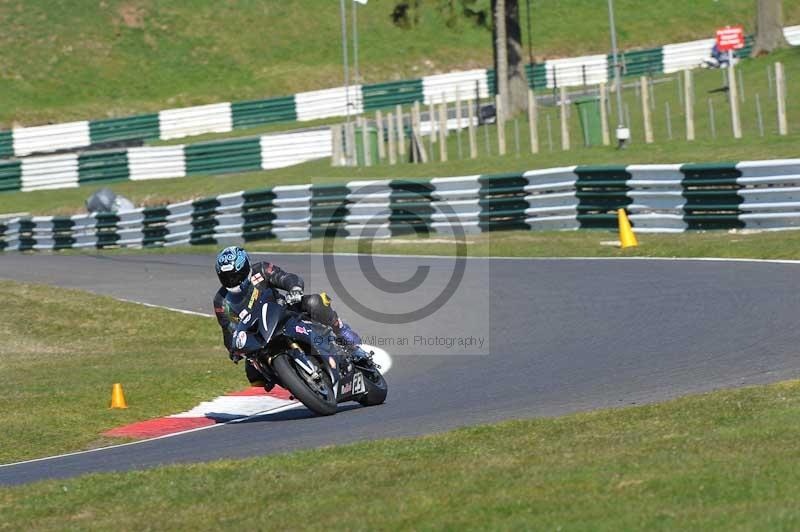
229, 351, 243, 364
286, 286, 303, 306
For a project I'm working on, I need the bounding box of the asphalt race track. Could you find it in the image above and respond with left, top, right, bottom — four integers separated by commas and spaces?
2, 253, 800, 486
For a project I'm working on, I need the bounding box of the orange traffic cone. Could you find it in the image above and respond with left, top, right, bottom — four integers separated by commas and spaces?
617, 208, 638, 249
110, 383, 128, 409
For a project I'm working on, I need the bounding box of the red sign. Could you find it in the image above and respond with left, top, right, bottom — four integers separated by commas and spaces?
716, 26, 745, 51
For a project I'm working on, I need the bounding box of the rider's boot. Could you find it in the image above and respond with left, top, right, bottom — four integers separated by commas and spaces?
248, 378, 275, 393
246, 360, 276, 392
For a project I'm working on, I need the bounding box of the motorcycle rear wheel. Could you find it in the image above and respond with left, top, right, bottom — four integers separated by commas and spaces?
273, 354, 337, 416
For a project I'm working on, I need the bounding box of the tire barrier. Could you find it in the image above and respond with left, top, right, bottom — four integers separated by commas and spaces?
2, 26, 798, 159
2, 159, 799, 251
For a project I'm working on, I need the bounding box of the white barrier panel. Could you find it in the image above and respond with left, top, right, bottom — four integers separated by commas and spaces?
740, 187, 800, 210
271, 185, 311, 241
526, 215, 580, 231
662, 38, 716, 73
20, 153, 79, 192
626, 164, 685, 186
158, 102, 233, 141
431, 175, 481, 199
736, 159, 800, 184
345, 180, 392, 239
216, 191, 246, 212
260, 129, 332, 170
740, 212, 800, 230
629, 213, 687, 232
628, 190, 686, 210
431, 177, 482, 232
128, 145, 187, 181
785, 25, 800, 46
525, 191, 579, 214
12, 121, 91, 157
523, 167, 578, 194
295, 86, 363, 122
422, 69, 490, 105
546, 54, 608, 88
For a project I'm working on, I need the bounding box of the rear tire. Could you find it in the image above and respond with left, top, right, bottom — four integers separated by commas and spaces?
356, 368, 388, 407
272, 354, 337, 416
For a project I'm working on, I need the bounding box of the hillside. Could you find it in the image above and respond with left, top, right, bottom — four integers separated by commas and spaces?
3, 0, 799, 126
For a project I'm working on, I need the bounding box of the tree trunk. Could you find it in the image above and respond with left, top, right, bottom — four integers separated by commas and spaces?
494, 0, 509, 116
505, 0, 528, 115
753, 0, 788, 55
493, 0, 527, 116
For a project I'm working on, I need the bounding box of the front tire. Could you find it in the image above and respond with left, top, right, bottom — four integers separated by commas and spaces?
356, 367, 388, 407
272, 354, 337, 416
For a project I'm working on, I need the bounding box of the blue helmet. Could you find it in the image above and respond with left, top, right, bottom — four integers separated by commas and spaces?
215, 246, 251, 292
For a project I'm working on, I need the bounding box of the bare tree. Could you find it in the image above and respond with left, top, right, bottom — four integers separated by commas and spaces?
392, 0, 529, 115
504, 0, 528, 115
753, 0, 788, 55
494, 0, 509, 114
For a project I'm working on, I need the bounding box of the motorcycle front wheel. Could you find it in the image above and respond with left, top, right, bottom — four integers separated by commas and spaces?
356, 367, 388, 407
272, 353, 337, 416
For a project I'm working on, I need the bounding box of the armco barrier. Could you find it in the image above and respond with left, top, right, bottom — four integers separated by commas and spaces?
0, 129, 332, 193
3, 26, 798, 158
3, 159, 800, 251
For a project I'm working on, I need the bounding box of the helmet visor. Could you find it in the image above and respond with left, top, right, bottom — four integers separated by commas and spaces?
218, 262, 250, 289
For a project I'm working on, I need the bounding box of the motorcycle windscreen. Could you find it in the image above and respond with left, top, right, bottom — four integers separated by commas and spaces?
258, 301, 284, 344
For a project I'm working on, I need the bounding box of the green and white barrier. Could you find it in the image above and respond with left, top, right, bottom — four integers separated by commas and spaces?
2, 26, 797, 159
3, 159, 800, 252
0, 129, 332, 193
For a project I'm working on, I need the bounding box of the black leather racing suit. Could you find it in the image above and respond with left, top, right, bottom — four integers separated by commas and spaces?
213, 261, 341, 385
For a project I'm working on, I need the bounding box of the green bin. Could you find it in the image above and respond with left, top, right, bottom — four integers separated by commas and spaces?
574, 97, 604, 147
355, 126, 380, 166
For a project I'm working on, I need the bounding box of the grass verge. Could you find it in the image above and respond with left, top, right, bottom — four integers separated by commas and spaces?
2, 379, 800, 529
0, 281, 238, 464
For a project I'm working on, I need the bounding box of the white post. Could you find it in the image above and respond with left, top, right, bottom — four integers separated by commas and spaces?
455, 88, 463, 158
395, 104, 406, 159
496, 94, 506, 155
599, 82, 610, 146
361, 117, 371, 166
528, 89, 539, 153
641, 76, 653, 144
411, 102, 428, 164
560, 86, 569, 150
438, 97, 448, 162
347, 121, 357, 166
331, 124, 342, 166
467, 99, 478, 159
387, 112, 397, 165
375, 110, 385, 162
728, 64, 742, 139
684, 70, 695, 141
776, 62, 788, 135
428, 99, 436, 165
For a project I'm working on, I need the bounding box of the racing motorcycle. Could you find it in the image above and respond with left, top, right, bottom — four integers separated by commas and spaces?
230, 285, 387, 416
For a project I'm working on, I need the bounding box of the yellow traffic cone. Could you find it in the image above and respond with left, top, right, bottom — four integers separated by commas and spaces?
617, 208, 638, 249
110, 383, 128, 409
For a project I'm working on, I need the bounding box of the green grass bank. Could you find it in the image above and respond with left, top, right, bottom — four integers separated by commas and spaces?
3, 0, 799, 126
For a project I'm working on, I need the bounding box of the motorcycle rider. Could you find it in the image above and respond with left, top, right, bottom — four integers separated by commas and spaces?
212, 246, 363, 391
